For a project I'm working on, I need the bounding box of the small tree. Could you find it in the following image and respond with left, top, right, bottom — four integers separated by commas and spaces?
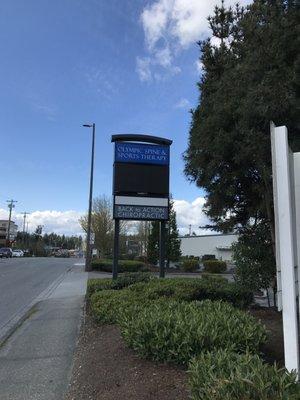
147, 201, 181, 266
166, 200, 181, 266
233, 222, 276, 306
147, 221, 159, 265
136, 221, 150, 256
79, 196, 114, 258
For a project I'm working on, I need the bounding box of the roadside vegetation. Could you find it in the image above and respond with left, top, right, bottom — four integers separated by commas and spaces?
87, 273, 300, 399
182, 0, 300, 312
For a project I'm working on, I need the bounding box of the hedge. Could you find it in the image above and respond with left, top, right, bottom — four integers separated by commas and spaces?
89, 275, 254, 324
90, 289, 142, 324
87, 272, 152, 298
128, 277, 253, 308
201, 254, 216, 261
182, 259, 199, 272
203, 259, 227, 273
120, 300, 266, 365
189, 350, 300, 400
91, 258, 149, 273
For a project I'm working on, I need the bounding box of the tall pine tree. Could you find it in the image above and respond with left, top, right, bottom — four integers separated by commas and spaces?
184, 0, 299, 294
184, 0, 300, 246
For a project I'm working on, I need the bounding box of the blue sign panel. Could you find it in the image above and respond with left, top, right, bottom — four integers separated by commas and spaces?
115, 142, 169, 165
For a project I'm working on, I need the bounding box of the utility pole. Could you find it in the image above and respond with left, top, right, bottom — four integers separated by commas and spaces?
6, 199, 17, 246
22, 212, 29, 246
26, 221, 29, 249
83, 123, 95, 272
189, 224, 192, 236
22, 212, 29, 233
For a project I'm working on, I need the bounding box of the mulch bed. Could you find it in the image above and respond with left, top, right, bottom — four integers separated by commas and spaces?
65, 313, 189, 400
250, 307, 284, 366
66, 304, 284, 400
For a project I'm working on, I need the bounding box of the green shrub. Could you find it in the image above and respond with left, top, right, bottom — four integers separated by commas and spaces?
203, 259, 227, 273
87, 278, 114, 298
201, 273, 227, 283
111, 272, 152, 289
120, 300, 266, 365
189, 350, 300, 400
87, 272, 152, 298
201, 254, 216, 261
182, 259, 199, 272
90, 288, 155, 324
91, 258, 149, 273
128, 278, 253, 308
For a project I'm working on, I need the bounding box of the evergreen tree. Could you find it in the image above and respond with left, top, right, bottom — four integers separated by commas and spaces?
166, 200, 181, 266
184, 0, 300, 247
233, 221, 276, 306
147, 201, 181, 266
147, 221, 159, 265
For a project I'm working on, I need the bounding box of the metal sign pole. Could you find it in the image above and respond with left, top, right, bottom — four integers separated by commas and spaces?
159, 221, 166, 278
113, 219, 120, 280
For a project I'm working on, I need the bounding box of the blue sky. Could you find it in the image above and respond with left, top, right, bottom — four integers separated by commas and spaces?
0, 0, 250, 234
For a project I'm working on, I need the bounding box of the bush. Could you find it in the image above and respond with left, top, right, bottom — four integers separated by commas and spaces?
120, 300, 266, 365
120, 253, 136, 260
90, 289, 141, 324
201, 254, 216, 261
91, 258, 149, 273
87, 278, 113, 298
128, 278, 253, 308
201, 273, 227, 283
87, 272, 152, 298
203, 259, 227, 273
189, 350, 300, 400
182, 259, 199, 272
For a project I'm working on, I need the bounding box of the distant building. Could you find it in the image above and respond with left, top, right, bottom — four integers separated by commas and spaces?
0, 220, 18, 247
180, 233, 238, 262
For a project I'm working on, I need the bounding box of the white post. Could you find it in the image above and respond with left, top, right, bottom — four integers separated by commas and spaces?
270, 123, 299, 374
293, 153, 300, 313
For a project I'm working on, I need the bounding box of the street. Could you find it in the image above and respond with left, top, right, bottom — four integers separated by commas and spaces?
0, 257, 76, 340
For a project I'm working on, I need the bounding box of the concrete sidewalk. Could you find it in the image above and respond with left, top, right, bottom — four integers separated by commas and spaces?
0, 264, 88, 400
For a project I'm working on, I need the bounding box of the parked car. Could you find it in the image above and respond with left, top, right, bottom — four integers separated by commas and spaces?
0, 248, 13, 258
54, 249, 70, 258
12, 249, 24, 257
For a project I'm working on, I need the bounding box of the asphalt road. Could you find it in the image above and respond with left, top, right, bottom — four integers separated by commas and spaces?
0, 257, 80, 338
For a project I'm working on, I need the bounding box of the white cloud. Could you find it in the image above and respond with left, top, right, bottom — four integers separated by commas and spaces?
136, 56, 152, 82
155, 46, 172, 67
195, 59, 204, 74
0, 197, 214, 237
138, 0, 252, 80
173, 197, 213, 236
0, 209, 84, 236
174, 97, 191, 109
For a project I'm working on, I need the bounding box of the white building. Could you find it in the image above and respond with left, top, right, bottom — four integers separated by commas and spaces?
180, 233, 238, 262
0, 220, 18, 246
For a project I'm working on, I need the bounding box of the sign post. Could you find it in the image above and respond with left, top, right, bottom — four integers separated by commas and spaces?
270, 122, 300, 374
113, 219, 119, 280
159, 221, 166, 278
111, 134, 172, 280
